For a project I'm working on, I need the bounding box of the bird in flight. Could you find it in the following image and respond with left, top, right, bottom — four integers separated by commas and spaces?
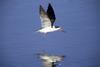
37, 3, 64, 34
37, 52, 65, 67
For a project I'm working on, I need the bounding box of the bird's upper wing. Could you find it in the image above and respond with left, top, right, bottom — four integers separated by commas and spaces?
39, 5, 52, 28
47, 3, 56, 27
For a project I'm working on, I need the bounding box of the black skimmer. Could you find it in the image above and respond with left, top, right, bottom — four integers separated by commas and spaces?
37, 3, 64, 34
37, 53, 65, 67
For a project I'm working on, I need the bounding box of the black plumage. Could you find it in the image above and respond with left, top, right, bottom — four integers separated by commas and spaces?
47, 3, 56, 27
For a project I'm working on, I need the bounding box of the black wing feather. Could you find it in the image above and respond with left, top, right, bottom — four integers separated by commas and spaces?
47, 3, 56, 26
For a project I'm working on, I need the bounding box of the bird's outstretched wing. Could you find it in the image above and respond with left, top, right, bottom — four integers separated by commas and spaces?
39, 5, 51, 28
47, 3, 56, 27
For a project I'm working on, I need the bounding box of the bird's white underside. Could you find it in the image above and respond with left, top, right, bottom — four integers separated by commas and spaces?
37, 27, 61, 34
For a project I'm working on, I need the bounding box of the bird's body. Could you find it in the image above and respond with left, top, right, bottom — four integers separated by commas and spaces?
37, 26, 61, 34
37, 3, 64, 34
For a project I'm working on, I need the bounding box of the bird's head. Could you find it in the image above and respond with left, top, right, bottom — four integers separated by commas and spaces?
55, 26, 65, 32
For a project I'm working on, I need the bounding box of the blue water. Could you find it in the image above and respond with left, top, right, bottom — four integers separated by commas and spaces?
0, 0, 100, 67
